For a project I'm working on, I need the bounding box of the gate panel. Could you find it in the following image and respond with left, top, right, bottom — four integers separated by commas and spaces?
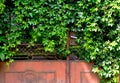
70, 61, 100, 83
0, 61, 67, 83
0, 61, 104, 83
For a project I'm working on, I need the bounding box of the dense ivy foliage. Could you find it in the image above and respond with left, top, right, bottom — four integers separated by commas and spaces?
0, 0, 120, 83
76, 0, 120, 82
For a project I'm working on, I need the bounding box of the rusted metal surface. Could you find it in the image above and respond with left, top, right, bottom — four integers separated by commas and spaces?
69, 31, 77, 46
0, 60, 101, 83
66, 56, 70, 83
11, 44, 56, 57
0, 61, 66, 83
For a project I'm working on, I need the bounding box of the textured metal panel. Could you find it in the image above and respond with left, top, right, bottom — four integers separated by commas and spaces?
5, 71, 55, 83
0, 61, 66, 83
2, 61, 117, 83
12, 44, 56, 56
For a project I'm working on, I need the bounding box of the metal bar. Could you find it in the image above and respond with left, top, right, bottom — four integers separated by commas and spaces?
66, 56, 70, 83
66, 31, 70, 83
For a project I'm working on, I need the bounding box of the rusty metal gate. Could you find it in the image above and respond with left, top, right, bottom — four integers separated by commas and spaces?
0, 60, 100, 83
0, 31, 102, 83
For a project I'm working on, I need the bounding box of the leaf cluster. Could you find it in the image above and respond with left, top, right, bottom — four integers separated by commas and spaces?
0, 0, 5, 14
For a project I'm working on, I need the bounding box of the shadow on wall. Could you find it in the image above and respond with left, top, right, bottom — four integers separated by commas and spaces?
80, 62, 100, 83
81, 72, 99, 83
70, 61, 100, 83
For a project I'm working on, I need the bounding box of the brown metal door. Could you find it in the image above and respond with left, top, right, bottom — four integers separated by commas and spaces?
0, 61, 67, 83
0, 60, 100, 83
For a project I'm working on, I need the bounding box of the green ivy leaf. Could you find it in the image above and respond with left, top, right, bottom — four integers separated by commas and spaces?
0, 53, 5, 61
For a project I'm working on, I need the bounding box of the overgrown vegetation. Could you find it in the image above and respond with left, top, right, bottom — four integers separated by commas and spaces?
0, 0, 120, 83
75, 0, 120, 82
